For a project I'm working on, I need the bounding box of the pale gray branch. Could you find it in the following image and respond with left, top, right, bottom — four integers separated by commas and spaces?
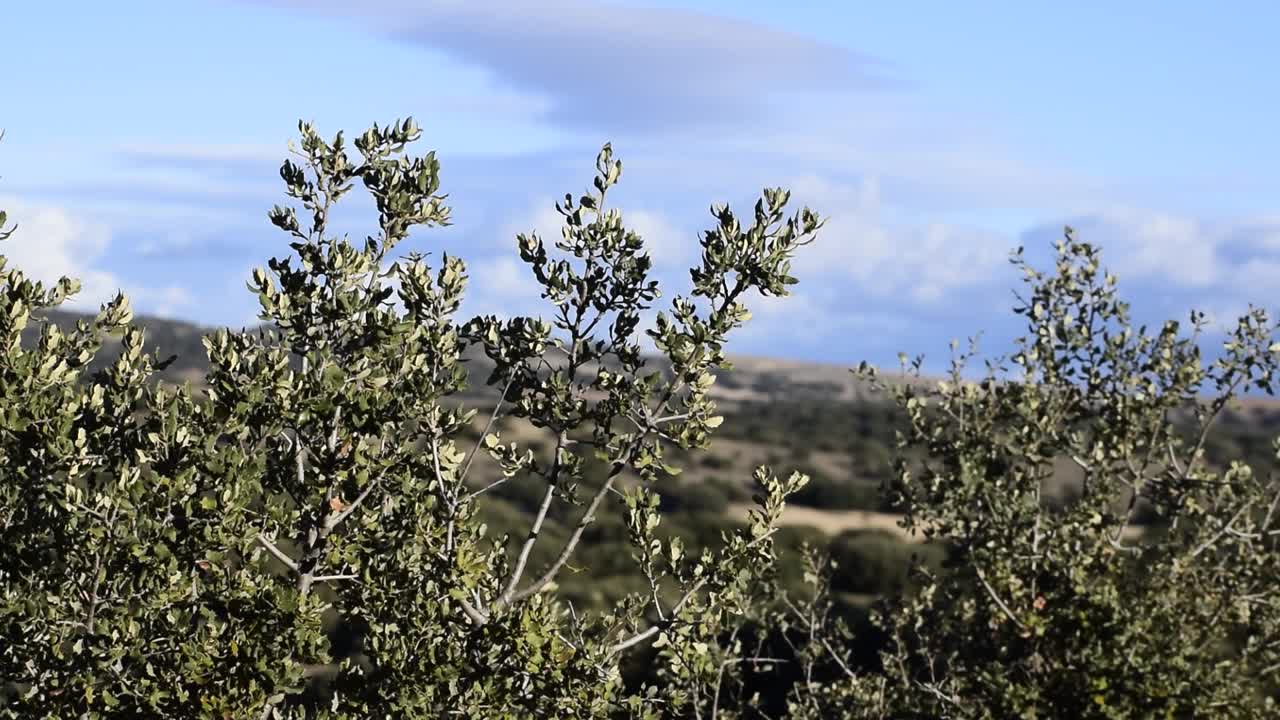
311, 573, 359, 583
510, 470, 619, 604
609, 529, 779, 655
1191, 501, 1253, 559
974, 565, 1026, 630
256, 533, 300, 573
458, 597, 489, 625
324, 474, 384, 531
460, 377, 515, 484
501, 480, 557, 604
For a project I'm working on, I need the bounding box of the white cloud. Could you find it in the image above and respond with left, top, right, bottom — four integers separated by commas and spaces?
237, 0, 892, 133
0, 195, 193, 317
129, 285, 195, 319
1042, 208, 1280, 298
625, 209, 696, 269
0, 195, 118, 309
497, 201, 563, 252
461, 254, 544, 320
1065, 208, 1221, 288
786, 175, 1010, 304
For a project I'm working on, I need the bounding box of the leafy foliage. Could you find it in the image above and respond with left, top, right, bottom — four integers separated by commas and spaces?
0, 120, 823, 718
3, 116, 1279, 719
786, 233, 1280, 717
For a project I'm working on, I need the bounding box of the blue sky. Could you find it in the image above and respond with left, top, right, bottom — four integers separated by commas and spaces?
3, 1, 1279, 369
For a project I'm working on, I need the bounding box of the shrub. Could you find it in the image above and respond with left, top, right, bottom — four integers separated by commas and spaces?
826, 529, 946, 596
782, 233, 1280, 717
788, 470, 882, 511
0, 120, 823, 718
657, 479, 731, 515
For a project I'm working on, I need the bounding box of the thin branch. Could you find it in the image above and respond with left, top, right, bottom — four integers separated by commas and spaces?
974, 565, 1026, 630
501, 479, 558, 603
609, 529, 779, 655
460, 377, 515, 483
647, 573, 667, 623
294, 431, 307, 490
821, 638, 857, 680
1070, 454, 1092, 474
84, 505, 119, 635
256, 533, 300, 573
710, 625, 741, 720
611, 621, 661, 655
458, 597, 489, 625
1258, 484, 1280, 533
1190, 501, 1253, 559
465, 475, 512, 501
85, 546, 104, 635
510, 469, 622, 604
1166, 438, 1186, 478
1179, 376, 1246, 481
327, 406, 342, 454
324, 474, 384, 531
311, 574, 359, 583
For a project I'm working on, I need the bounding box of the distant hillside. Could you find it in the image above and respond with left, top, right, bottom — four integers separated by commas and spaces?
26, 308, 1280, 425
25, 309, 899, 402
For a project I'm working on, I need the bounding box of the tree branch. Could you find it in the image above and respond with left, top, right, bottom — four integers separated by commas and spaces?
458, 596, 489, 626
609, 528, 779, 655
465, 475, 512, 502
311, 573, 359, 583
324, 474, 383, 532
974, 565, 1026, 630
460, 377, 515, 484
256, 533, 300, 574
509, 467, 622, 605
1190, 501, 1253, 559
500, 471, 559, 604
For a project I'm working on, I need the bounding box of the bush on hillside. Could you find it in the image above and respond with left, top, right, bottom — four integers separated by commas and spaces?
826, 529, 947, 596
783, 234, 1280, 717
0, 120, 823, 718
789, 469, 884, 511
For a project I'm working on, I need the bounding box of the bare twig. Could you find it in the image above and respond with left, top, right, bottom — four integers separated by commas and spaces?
974, 565, 1026, 630
710, 626, 741, 720
311, 574, 359, 583
85, 505, 119, 634
460, 377, 515, 484
499, 434, 563, 606
465, 475, 512, 501
458, 597, 489, 626
511, 471, 621, 605
327, 406, 342, 454
325, 475, 384, 531
85, 547, 104, 634
821, 638, 857, 680
1190, 501, 1253, 559
256, 533, 300, 573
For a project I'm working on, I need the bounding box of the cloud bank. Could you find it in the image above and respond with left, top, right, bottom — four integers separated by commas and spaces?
239, 0, 895, 133
0, 196, 193, 318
